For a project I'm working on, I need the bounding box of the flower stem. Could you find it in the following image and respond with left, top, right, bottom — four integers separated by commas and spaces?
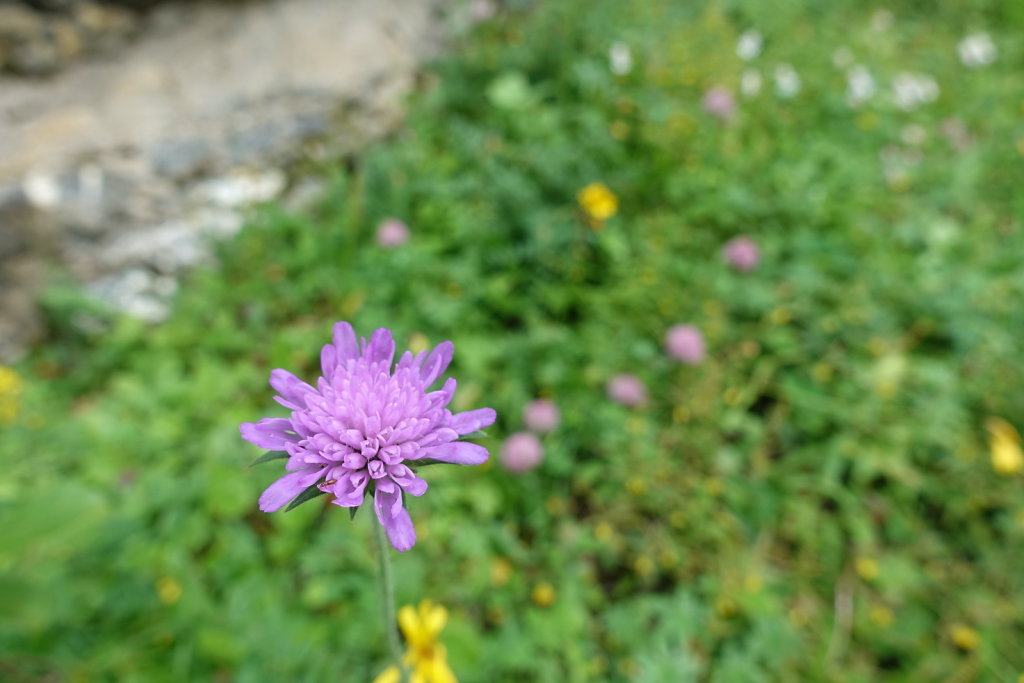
373, 518, 406, 681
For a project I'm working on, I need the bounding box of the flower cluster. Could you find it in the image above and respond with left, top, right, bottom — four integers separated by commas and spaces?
241, 322, 496, 551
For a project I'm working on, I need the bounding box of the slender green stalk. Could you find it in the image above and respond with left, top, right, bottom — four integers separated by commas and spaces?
373, 519, 406, 681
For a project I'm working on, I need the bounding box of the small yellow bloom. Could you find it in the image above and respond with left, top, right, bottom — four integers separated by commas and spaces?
577, 182, 618, 222
594, 522, 614, 543
856, 557, 879, 581
376, 601, 458, 683
950, 623, 980, 651
490, 557, 512, 587
0, 366, 23, 395
156, 577, 182, 605
625, 476, 646, 495
986, 417, 1024, 475
532, 582, 556, 607
870, 606, 894, 628
633, 555, 654, 577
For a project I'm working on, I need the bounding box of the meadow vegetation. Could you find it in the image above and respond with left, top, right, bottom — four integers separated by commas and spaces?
2, 0, 1024, 680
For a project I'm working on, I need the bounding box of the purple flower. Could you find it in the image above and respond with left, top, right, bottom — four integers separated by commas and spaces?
501, 432, 544, 473
722, 236, 760, 272
240, 322, 496, 552
376, 218, 410, 248
702, 86, 736, 122
523, 398, 560, 433
665, 324, 706, 364
606, 373, 647, 407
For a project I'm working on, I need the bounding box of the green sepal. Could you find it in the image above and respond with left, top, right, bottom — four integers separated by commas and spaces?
250, 451, 289, 467
349, 506, 359, 521
285, 480, 327, 511
410, 459, 445, 468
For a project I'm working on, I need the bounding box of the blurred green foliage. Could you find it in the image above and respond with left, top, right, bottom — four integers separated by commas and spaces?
3, 0, 1024, 680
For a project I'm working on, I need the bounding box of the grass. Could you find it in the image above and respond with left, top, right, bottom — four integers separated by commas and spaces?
2, 0, 1024, 681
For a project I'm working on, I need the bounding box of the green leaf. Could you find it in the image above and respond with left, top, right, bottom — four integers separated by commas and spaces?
250, 451, 289, 467
285, 480, 327, 511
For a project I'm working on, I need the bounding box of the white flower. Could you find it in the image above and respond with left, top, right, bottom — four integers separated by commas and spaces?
901, 124, 927, 146
736, 29, 763, 61
740, 69, 762, 98
773, 63, 800, 98
609, 42, 633, 76
871, 10, 894, 32
891, 72, 939, 110
845, 65, 876, 107
832, 47, 854, 69
957, 33, 997, 68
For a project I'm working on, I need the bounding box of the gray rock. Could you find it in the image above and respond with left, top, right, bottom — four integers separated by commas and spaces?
150, 137, 214, 180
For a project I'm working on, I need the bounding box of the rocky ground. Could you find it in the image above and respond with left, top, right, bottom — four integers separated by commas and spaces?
0, 0, 486, 361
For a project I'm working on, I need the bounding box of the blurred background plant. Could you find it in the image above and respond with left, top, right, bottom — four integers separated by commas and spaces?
2, 0, 1024, 681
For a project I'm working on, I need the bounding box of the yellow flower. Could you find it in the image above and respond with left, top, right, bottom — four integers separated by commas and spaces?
855, 557, 879, 581
986, 417, 1024, 475
950, 623, 980, 651
155, 577, 182, 605
531, 582, 556, 607
374, 601, 456, 683
577, 182, 618, 222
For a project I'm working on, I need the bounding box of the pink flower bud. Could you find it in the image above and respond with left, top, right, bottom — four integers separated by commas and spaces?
501, 432, 544, 473
523, 399, 560, 433
376, 218, 410, 248
722, 236, 760, 271
665, 324, 706, 364
606, 373, 647, 407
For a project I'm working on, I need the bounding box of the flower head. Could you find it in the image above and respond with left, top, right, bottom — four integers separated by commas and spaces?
665, 324, 706, 364
957, 33, 997, 68
736, 29, 762, 61
523, 398, 560, 433
241, 322, 497, 551
722, 236, 760, 271
500, 431, 544, 473
374, 600, 457, 683
608, 42, 633, 76
376, 218, 411, 248
577, 182, 618, 222
986, 417, 1023, 476
606, 373, 647, 407
702, 86, 736, 122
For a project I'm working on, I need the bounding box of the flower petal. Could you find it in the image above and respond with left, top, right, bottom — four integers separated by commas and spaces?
447, 407, 497, 434
418, 442, 489, 465
389, 464, 428, 496
240, 418, 300, 450
363, 328, 396, 365
331, 470, 369, 507
269, 369, 317, 409
421, 341, 454, 385
374, 484, 416, 551
258, 468, 323, 512
333, 321, 360, 363
320, 343, 337, 377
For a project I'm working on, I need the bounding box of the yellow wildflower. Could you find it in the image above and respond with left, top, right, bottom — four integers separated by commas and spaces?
577, 182, 618, 222
532, 582, 556, 607
0, 365, 24, 424
855, 557, 879, 581
374, 600, 457, 683
155, 577, 182, 605
986, 417, 1024, 475
950, 623, 980, 651
869, 606, 894, 628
